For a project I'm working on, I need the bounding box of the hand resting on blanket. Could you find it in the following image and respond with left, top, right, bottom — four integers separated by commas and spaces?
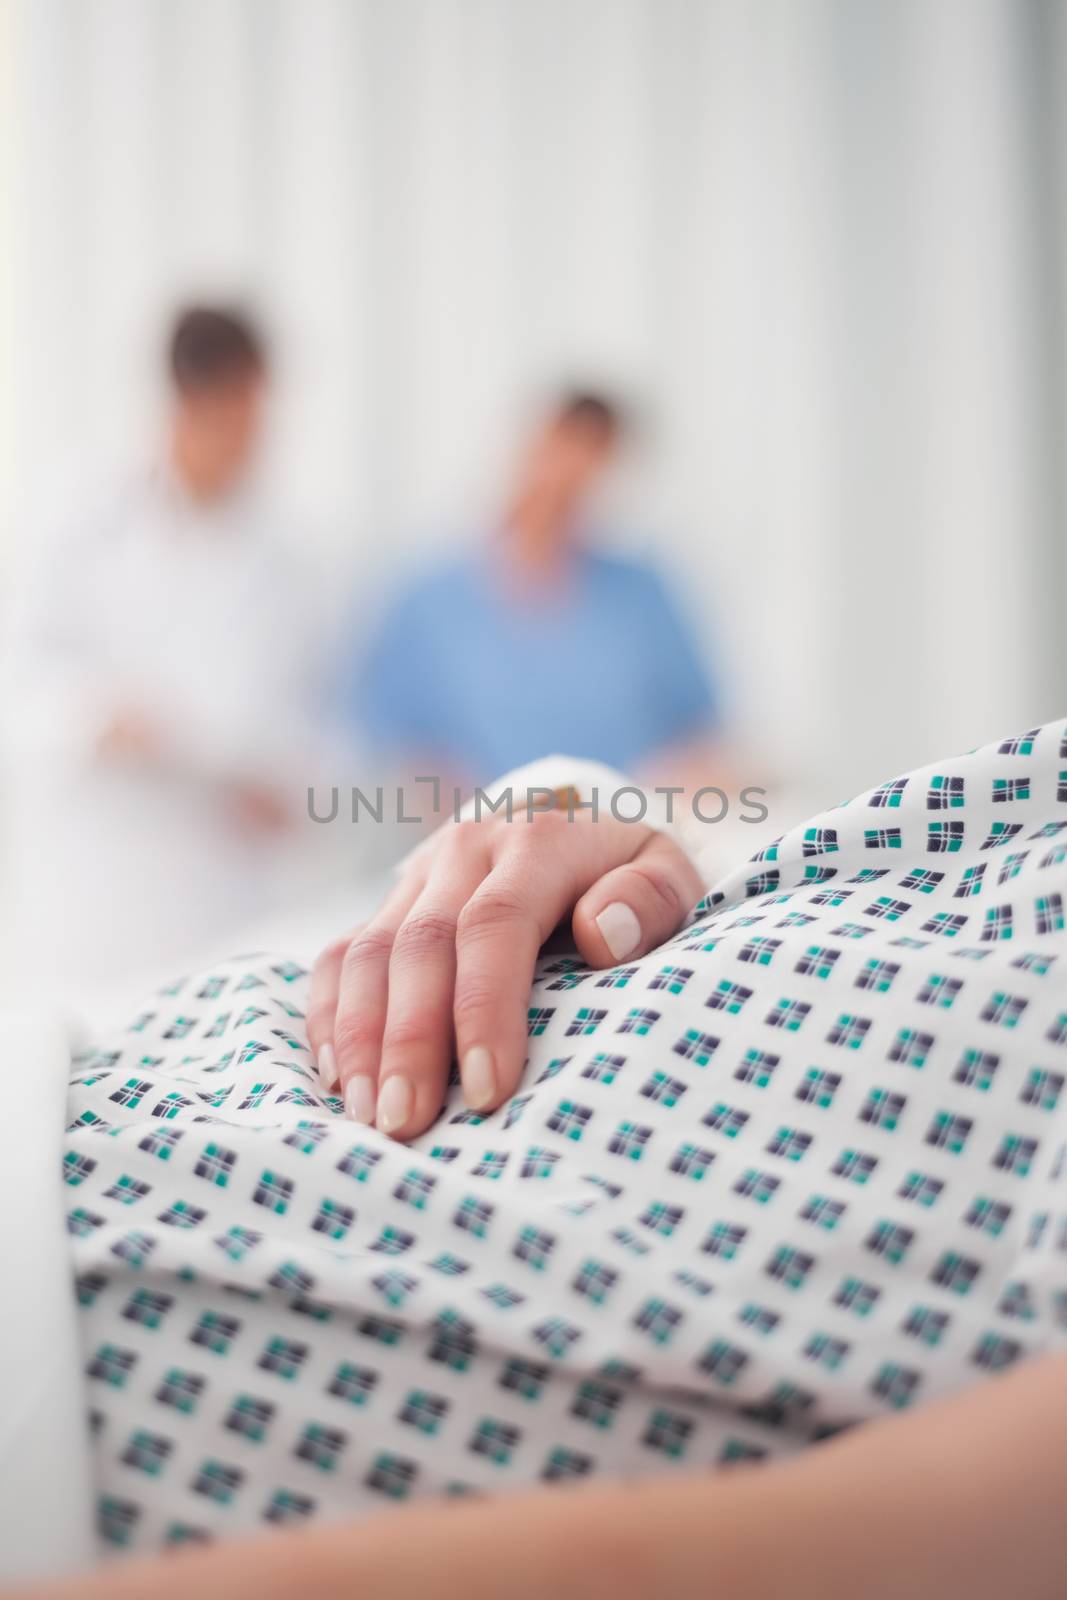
307, 799, 702, 1140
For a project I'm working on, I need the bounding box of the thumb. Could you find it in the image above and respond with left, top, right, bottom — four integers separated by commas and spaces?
572, 831, 704, 967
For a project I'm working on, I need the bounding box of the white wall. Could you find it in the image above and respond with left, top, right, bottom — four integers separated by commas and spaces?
3, 0, 1066, 804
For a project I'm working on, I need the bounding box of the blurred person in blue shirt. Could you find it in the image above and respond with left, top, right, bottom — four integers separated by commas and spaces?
353, 391, 727, 794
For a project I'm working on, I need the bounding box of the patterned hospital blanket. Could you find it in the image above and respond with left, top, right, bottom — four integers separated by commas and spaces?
64, 720, 1067, 1552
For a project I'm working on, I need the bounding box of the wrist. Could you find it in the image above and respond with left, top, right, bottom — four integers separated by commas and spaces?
397, 753, 704, 883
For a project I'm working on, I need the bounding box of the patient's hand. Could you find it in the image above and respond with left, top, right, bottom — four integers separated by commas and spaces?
307, 801, 702, 1139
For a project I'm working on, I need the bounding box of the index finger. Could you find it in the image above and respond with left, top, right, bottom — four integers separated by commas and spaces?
451, 813, 651, 1113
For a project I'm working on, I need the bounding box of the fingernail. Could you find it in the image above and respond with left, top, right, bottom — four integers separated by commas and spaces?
595, 901, 642, 961
462, 1046, 496, 1110
376, 1075, 414, 1136
316, 1041, 339, 1093
344, 1074, 376, 1125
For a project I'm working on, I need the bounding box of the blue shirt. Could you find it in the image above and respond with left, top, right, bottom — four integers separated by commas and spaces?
354, 547, 719, 782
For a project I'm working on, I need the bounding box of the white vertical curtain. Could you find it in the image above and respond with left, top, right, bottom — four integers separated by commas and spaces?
3, 0, 1065, 802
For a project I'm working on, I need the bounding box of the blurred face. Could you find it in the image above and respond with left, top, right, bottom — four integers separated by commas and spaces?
519, 414, 617, 513
171, 373, 264, 503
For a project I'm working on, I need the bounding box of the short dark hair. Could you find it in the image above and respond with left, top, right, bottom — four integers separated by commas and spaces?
168, 306, 266, 391
555, 389, 624, 438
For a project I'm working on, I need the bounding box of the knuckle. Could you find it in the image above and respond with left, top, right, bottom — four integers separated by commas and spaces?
314, 930, 356, 976
445, 815, 508, 862
342, 924, 395, 972
451, 816, 488, 848
391, 909, 459, 962
380, 1015, 437, 1058
313, 921, 363, 979
525, 805, 570, 843
626, 860, 686, 921
332, 1009, 381, 1062
452, 972, 501, 1029
457, 886, 528, 940
505, 807, 576, 871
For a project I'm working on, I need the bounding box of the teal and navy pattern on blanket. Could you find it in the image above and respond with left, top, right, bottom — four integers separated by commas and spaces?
66, 722, 1067, 1552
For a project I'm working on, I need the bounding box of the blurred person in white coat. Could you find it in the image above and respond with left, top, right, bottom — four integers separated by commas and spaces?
3, 306, 326, 1005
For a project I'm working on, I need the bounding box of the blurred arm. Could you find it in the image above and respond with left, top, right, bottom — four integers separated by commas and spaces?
2, 507, 128, 772
21, 1349, 1067, 1600
640, 728, 741, 798
634, 565, 729, 789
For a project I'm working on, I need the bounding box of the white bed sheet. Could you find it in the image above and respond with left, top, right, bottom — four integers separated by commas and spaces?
0, 1010, 96, 1581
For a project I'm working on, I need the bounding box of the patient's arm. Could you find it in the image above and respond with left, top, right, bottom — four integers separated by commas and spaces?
306, 779, 703, 1138
22, 1348, 1067, 1600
